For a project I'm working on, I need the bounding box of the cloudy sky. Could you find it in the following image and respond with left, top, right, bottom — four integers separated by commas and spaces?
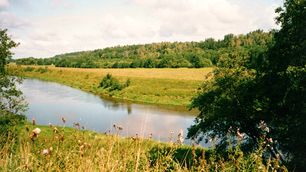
0, 0, 282, 59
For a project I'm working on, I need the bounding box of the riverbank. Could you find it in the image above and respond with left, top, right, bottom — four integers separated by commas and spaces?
1, 115, 285, 171
8, 65, 213, 107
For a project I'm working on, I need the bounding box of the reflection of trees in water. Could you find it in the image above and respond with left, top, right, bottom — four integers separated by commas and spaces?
101, 99, 130, 112
127, 104, 132, 115
100, 98, 133, 115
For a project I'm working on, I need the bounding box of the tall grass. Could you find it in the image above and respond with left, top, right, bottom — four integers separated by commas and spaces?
0, 121, 287, 171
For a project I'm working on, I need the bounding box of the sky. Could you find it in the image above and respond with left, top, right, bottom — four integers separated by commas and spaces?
0, 0, 283, 59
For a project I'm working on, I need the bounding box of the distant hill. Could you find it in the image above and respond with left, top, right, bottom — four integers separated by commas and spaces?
14, 30, 274, 68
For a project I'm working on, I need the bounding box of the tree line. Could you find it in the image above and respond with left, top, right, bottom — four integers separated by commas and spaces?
14, 30, 273, 68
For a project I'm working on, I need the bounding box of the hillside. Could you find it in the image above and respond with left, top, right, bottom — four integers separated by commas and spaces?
14, 30, 273, 68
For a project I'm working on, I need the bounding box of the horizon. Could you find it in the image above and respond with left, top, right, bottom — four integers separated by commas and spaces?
0, 0, 282, 59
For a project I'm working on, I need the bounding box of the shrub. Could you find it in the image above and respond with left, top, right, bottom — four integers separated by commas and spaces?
35, 66, 48, 73
23, 66, 34, 72
0, 111, 26, 147
99, 74, 130, 91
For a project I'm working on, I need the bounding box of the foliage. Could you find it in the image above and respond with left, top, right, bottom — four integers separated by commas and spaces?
14, 30, 273, 68
99, 73, 130, 92
35, 66, 48, 73
0, 29, 18, 74
188, 0, 305, 170
23, 66, 35, 72
259, 0, 306, 169
0, 28, 26, 149
0, 111, 25, 147
0, 28, 27, 116
0, 122, 287, 171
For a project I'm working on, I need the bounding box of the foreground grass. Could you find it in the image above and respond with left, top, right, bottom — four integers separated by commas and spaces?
1, 121, 287, 171
8, 65, 213, 107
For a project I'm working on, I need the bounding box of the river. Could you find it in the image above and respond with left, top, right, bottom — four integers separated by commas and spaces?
19, 79, 197, 144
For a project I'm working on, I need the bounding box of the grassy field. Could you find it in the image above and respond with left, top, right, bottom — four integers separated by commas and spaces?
1, 118, 286, 171
8, 65, 213, 107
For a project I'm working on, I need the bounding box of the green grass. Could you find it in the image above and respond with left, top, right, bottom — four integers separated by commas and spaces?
8, 65, 213, 107
0, 120, 287, 171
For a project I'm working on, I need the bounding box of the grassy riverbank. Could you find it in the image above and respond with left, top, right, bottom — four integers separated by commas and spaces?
8, 65, 213, 107
1, 115, 286, 171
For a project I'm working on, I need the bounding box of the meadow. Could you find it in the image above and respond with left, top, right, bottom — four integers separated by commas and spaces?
0, 115, 286, 171
8, 65, 213, 107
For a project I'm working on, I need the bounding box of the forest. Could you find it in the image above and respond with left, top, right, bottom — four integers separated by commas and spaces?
14, 30, 273, 68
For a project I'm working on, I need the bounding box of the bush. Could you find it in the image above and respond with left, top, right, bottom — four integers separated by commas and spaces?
0, 111, 26, 147
23, 66, 35, 72
35, 67, 48, 73
99, 74, 130, 91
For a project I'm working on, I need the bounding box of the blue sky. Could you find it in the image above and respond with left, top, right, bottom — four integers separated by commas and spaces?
0, 0, 283, 58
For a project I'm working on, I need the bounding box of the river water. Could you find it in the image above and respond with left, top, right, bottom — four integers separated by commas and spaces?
19, 79, 197, 144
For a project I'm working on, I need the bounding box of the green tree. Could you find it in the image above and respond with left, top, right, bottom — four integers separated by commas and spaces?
0, 28, 27, 147
0, 29, 27, 115
259, 0, 306, 169
188, 0, 305, 170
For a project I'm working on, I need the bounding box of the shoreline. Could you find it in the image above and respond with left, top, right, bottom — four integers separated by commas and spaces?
9, 65, 211, 111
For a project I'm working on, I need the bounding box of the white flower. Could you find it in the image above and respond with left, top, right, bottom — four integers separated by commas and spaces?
42, 149, 49, 155
177, 129, 184, 144
32, 128, 41, 135
236, 128, 245, 140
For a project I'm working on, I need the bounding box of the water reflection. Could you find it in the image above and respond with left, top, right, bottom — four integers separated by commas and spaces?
19, 79, 196, 144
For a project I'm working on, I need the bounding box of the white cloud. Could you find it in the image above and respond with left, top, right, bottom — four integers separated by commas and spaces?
0, 0, 9, 9
8, 0, 282, 58
0, 11, 29, 29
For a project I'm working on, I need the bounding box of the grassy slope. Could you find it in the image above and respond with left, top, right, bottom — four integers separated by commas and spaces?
1, 122, 285, 171
9, 65, 213, 107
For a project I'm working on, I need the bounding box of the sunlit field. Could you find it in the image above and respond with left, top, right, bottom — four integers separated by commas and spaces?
8, 65, 213, 107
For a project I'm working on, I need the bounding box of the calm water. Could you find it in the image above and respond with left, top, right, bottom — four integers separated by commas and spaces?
19, 79, 197, 144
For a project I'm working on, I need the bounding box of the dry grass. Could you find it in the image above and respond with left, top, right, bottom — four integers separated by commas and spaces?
0, 122, 287, 171
31, 66, 213, 81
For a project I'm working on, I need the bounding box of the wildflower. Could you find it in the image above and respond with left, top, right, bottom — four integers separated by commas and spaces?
258, 120, 270, 133
59, 134, 64, 141
236, 128, 245, 140
74, 122, 80, 129
42, 149, 49, 155
117, 125, 123, 130
53, 127, 58, 133
42, 147, 53, 156
32, 118, 36, 125
177, 129, 184, 144
132, 134, 139, 141
61, 117, 66, 123
30, 128, 41, 141
32, 128, 41, 135
80, 145, 85, 150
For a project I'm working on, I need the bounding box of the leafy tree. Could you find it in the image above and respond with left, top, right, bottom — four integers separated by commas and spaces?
0, 28, 27, 146
259, 0, 306, 169
0, 29, 27, 115
188, 0, 305, 170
